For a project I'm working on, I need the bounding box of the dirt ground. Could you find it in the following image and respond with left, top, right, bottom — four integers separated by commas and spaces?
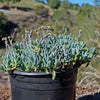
0, 87, 11, 100
0, 71, 11, 100
0, 70, 100, 100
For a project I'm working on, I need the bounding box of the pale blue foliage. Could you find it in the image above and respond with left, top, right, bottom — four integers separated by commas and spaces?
0, 33, 97, 77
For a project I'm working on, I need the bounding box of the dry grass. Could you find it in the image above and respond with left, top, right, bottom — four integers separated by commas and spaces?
77, 65, 100, 88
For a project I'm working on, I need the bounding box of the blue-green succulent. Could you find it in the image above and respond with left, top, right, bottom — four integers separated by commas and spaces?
0, 32, 97, 79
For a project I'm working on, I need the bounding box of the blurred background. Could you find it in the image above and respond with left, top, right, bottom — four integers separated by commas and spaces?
0, 0, 100, 100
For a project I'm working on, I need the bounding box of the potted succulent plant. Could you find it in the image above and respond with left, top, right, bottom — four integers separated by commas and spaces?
0, 27, 97, 100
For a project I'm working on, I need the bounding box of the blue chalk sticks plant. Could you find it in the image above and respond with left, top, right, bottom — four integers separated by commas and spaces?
0, 26, 97, 80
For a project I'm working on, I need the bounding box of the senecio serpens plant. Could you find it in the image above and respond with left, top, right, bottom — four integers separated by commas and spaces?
0, 26, 97, 80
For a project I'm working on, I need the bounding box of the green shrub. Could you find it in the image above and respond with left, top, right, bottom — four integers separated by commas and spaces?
35, 5, 49, 17
77, 7, 91, 20
53, 10, 62, 19
60, 1, 73, 9
0, 12, 8, 42
0, 12, 18, 47
48, 0, 60, 9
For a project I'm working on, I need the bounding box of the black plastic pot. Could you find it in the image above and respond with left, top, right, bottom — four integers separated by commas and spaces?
10, 68, 78, 100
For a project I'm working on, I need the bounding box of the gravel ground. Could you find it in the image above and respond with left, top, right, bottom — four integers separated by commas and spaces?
0, 87, 11, 100
76, 86, 100, 100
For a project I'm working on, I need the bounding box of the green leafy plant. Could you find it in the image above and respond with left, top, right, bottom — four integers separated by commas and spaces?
0, 27, 97, 80
35, 5, 49, 17
0, 12, 7, 39
53, 10, 62, 19
48, 0, 60, 9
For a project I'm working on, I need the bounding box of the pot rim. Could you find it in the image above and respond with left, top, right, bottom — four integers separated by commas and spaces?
11, 68, 77, 76
12, 70, 54, 76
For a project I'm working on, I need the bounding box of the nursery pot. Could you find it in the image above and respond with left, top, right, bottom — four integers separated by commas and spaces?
10, 68, 78, 100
